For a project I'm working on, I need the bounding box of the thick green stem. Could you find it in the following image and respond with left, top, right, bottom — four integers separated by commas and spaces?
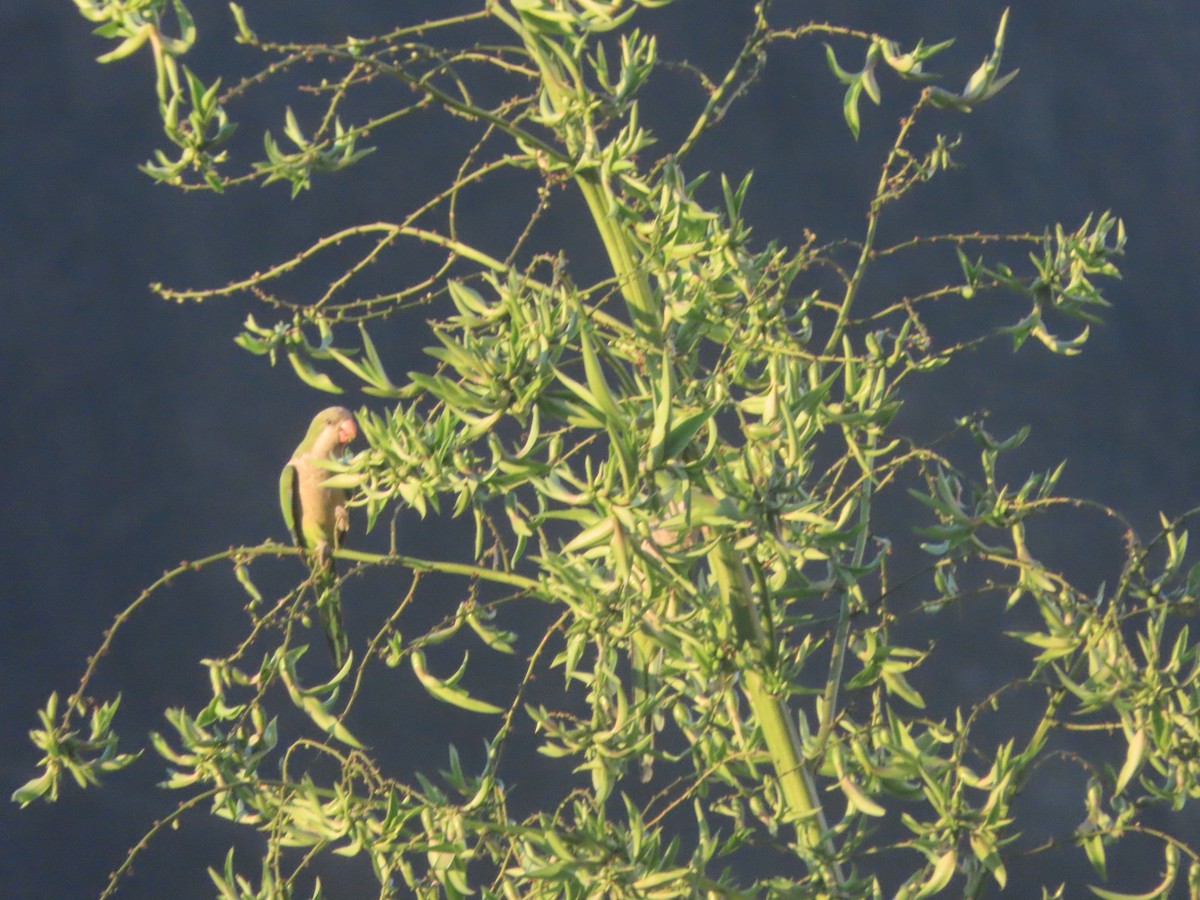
709, 543, 843, 882
574, 177, 660, 337
502, 1, 837, 881
814, 433, 877, 756
508, 17, 660, 337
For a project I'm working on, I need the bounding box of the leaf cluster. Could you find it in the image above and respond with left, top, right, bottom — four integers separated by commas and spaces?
24, 2, 1200, 898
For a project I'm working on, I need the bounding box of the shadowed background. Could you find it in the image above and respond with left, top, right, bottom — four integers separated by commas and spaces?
3, 1, 1198, 896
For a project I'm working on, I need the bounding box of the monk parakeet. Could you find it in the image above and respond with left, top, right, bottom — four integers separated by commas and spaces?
280, 406, 358, 666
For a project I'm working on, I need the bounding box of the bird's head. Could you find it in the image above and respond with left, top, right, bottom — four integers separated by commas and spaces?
308, 406, 358, 456
331, 408, 358, 448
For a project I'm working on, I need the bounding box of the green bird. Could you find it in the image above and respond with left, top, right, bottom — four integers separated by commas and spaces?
280, 406, 358, 667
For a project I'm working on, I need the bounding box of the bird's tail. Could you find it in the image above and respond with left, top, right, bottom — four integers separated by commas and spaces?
313, 551, 348, 668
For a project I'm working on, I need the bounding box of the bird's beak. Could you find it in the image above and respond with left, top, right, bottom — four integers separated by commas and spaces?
338, 418, 358, 446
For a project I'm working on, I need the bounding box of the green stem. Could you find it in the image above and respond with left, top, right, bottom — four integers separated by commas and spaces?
335, 547, 541, 592
575, 177, 660, 337
824, 215, 878, 355
813, 441, 875, 756
507, 17, 660, 337
502, 0, 835, 879
823, 94, 928, 354
709, 542, 843, 882
675, 1, 771, 162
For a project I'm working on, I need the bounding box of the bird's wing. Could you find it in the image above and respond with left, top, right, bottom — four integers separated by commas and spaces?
279, 461, 305, 548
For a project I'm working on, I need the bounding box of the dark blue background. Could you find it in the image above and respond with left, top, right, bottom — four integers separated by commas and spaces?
4, 2, 1199, 896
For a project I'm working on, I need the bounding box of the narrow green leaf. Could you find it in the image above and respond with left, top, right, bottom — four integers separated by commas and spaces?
562, 515, 616, 554
466, 612, 516, 654
1082, 831, 1107, 881
862, 63, 882, 105
647, 357, 673, 468
96, 25, 150, 63
969, 831, 1008, 889
279, 653, 363, 748
839, 776, 885, 817
357, 323, 399, 395
915, 849, 957, 898
579, 325, 624, 424
823, 43, 857, 84
326, 347, 380, 389
287, 352, 342, 394
229, 3, 256, 43
284, 106, 306, 147
843, 79, 864, 140
1114, 726, 1147, 796
11, 771, 56, 807
411, 650, 503, 714
233, 563, 262, 605
1089, 844, 1178, 899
